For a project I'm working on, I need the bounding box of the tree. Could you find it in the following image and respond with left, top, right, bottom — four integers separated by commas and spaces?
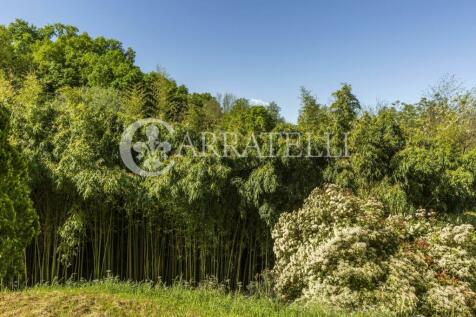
297, 87, 322, 132
1, 19, 142, 92
350, 108, 405, 187
329, 83, 360, 134
146, 72, 189, 122
0, 103, 38, 282
266, 101, 283, 126
216, 93, 236, 113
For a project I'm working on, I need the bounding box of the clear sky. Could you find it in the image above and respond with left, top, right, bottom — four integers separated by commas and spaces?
1, 0, 475, 121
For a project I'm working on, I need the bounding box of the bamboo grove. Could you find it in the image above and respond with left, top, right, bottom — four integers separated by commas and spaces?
1, 20, 476, 288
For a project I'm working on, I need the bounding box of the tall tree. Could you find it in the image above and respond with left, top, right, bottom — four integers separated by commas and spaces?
329, 83, 360, 133
297, 87, 322, 132
0, 103, 38, 282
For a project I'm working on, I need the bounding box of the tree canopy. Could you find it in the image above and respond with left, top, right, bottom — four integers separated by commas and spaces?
0, 21, 475, 307
0, 101, 38, 281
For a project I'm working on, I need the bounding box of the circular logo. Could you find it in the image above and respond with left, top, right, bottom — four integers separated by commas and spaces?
120, 118, 174, 177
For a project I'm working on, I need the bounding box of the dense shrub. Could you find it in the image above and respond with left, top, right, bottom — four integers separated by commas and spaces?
0, 104, 39, 281
272, 185, 476, 316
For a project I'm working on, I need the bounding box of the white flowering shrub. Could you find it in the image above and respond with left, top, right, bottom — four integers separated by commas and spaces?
272, 184, 476, 316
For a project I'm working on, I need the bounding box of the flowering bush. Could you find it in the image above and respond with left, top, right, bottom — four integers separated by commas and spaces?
272, 184, 476, 316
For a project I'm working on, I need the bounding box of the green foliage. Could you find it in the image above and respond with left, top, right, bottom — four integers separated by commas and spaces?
350, 109, 405, 187
184, 93, 222, 131
329, 84, 360, 135
57, 208, 86, 268
298, 87, 324, 133
0, 19, 141, 91
0, 102, 38, 281
145, 72, 189, 121
222, 101, 276, 133
1, 21, 476, 317
395, 140, 474, 213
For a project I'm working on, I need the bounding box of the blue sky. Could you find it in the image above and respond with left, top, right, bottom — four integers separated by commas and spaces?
1, 0, 475, 121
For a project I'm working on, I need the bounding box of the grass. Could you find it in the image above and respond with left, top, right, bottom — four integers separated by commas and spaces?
0, 280, 373, 317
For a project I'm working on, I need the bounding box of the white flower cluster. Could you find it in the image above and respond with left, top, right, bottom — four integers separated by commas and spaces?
272, 185, 476, 316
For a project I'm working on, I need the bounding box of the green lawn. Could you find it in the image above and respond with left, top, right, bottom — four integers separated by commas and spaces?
0, 281, 371, 317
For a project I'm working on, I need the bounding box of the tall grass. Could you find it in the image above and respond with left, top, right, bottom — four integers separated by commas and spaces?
1, 279, 377, 316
